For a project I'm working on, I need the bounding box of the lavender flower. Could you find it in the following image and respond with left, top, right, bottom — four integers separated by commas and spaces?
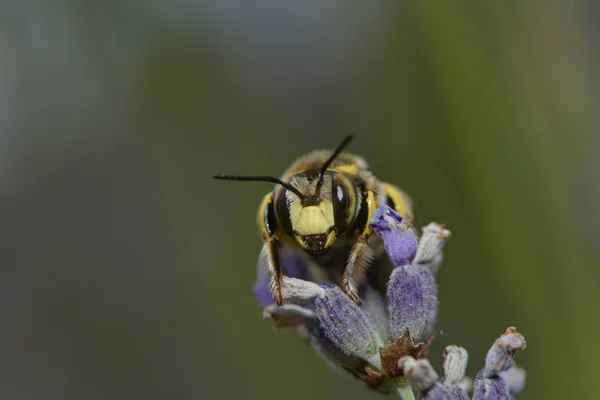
398, 331, 526, 400
369, 205, 418, 266
473, 328, 527, 400
255, 205, 527, 399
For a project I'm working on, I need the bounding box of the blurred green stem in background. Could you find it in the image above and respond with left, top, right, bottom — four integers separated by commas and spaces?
409, 2, 599, 399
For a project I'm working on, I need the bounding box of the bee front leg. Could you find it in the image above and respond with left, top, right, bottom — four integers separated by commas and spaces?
342, 190, 377, 305
258, 193, 285, 306
343, 232, 375, 305
260, 238, 284, 306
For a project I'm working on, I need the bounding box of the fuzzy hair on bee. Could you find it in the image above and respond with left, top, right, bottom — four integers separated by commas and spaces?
214, 135, 414, 306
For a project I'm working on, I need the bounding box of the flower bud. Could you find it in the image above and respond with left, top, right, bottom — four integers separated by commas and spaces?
443, 345, 469, 385
474, 327, 527, 400
369, 205, 418, 267
387, 264, 438, 342
399, 356, 438, 392
314, 283, 380, 364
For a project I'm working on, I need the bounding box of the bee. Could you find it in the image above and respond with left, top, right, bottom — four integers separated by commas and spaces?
214, 135, 414, 306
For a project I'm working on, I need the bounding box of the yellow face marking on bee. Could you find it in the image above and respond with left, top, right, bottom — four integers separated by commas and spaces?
324, 229, 337, 248
294, 226, 337, 255
292, 200, 334, 236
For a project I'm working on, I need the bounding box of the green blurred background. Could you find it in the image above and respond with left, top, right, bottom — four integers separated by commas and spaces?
1, 1, 599, 399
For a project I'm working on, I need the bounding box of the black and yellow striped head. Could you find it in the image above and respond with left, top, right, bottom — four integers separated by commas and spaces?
213, 135, 356, 257
273, 168, 358, 256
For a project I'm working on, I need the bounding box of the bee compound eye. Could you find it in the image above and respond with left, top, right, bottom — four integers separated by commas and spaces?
275, 189, 294, 237
332, 179, 352, 234
336, 184, 346, 205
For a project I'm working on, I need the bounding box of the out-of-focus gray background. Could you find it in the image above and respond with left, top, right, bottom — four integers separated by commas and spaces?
1, 2, 599, 399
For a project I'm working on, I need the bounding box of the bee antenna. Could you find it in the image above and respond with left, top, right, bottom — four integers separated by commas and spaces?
213, 174, 307, 200
316, 135, 354, 194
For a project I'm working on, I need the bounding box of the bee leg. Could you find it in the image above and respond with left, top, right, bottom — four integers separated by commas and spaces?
342, 190, 377, 305
261, 239, 284, 306
343, 234, 375, 305
258, 193, 285, 306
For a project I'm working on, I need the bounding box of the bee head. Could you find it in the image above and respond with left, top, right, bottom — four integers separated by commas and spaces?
274, 168, 358, 256
213, 135, 355, 258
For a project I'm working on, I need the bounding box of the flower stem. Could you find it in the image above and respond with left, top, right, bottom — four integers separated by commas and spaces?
395, 380, 415, 400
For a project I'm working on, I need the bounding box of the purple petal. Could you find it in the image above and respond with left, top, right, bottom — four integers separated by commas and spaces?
310, 322, 361, 367
422, 385, 470, 400
482, 328, 526, 378
360, 285, 390, 344
369, 205, 418, 267
281, 253, 310, 280
387, 264, 438, 342
308, 322, 392, 394
309, 322, 370, 375
253, 279, 275, 308
473, 371, 509, 400
253, 253, 310, 307
314, 283, 379, 363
